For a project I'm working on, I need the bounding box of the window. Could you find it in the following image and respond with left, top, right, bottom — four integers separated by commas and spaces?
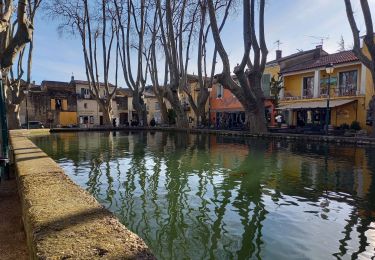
302, 77, 314, 98
84, 103, 88, 109
55, 99, 62, 110
155, 102, 160, 110
262, 74, 271, 97
217, 84, 224, 98
81, 88, 90, 99
89, 116, 94, 124
339, 70, 357, 96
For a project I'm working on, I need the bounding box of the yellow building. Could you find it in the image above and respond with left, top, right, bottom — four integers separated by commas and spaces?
277, 45, 374, 133
178, 74, 210, 127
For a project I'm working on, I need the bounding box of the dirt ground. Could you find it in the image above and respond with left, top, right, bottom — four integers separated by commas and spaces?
0, 171, 28, 260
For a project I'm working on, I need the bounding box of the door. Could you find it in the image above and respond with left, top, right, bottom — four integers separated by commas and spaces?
100, 116, 103, 125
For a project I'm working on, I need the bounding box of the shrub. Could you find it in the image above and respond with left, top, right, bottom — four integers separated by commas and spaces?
350, 121, 361, 131
339, 123, 350, 130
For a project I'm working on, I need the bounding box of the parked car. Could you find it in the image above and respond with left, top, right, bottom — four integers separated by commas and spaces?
21, 121, 44, 129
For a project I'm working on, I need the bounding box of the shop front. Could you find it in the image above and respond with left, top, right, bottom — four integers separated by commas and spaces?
278, 99, 357, 129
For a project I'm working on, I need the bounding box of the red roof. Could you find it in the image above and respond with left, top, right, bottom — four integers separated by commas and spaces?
281, 50, 359, 74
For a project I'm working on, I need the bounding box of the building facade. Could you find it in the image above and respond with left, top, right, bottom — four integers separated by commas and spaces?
277, 43, 374, 132
20, 78, 134, 128
19, 81, 78, 128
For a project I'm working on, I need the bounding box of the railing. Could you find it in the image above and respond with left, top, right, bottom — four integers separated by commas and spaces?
281, 86, 360, 101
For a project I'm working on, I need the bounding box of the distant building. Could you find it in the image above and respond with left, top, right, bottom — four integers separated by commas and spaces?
115, 88, 134, 125
19, 77, 134, 128
19, 80, 78, 128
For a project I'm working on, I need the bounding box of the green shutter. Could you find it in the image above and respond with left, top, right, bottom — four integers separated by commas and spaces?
262, 74, 271, 97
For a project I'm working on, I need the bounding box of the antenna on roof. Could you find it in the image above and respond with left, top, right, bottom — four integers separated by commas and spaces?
306, 35, 330, 46
274, 40, 282, 50
296, 49, 303, 52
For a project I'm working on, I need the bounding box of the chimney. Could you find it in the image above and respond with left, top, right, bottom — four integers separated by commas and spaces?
71, 73, 75, 82
276, 50, 282, 60
314, 45, 323, 58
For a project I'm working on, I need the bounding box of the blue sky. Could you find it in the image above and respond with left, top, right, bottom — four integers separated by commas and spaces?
31, 0, 374, 85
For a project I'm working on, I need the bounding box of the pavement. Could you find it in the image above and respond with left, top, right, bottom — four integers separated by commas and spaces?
0, 170, 28, 260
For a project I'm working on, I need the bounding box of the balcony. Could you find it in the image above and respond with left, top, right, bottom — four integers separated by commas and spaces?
320, 86, 359, 98
282, 86, 360, 101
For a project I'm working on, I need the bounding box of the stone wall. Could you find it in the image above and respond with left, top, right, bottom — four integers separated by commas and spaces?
10, 131, 155, 259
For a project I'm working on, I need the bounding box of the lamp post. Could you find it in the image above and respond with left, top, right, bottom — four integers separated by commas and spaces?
325, 63, 334, 135
23, 89, 29, 129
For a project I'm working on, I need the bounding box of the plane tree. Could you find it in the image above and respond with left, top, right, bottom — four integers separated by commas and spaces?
207, 0, 268, 133
46, 0, 119, 126
344, 0, 375, 136
0, 0, 41, 129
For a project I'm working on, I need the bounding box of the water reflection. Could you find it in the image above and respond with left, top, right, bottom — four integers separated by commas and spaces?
31, 132, 375, 259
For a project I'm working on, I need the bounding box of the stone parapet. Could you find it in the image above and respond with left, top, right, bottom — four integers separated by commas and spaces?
10, 131, 155, 259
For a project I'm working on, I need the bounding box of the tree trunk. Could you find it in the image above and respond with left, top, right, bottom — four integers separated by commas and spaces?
99, 102, 112, 126
175, 107, 189, 128
169, 94, 189, 128
245, 109, 267, 133
7, 104, 20, 130
156, 96, 168, 125
132, 93, 147, 126
197, 106, 207, 127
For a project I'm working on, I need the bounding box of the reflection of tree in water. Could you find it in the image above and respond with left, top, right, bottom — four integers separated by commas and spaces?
86, 156, 103, 198
348, 147, 375, 259
31, 132, 375, 259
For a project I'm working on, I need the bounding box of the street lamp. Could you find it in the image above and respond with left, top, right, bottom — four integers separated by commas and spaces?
23, 89, 29, 129
325, 63, 334, 135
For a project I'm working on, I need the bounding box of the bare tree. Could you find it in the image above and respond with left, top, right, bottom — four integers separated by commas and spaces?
344, 0, 375, 136
182, 0, 232, 127
151, 0, 199, 128
147, 5, 168, 125
0, 0, 36, 129
337, 35, 346, 52
208, 0, 268, 133
114, 0, 149, 126
5, 0, 42, 129
47, 0, 118, 126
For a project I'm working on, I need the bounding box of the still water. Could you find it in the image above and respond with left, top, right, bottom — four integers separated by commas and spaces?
31, 131, 375, 259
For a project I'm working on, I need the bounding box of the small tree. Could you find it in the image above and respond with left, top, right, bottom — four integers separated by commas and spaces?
270, 73, 283, 107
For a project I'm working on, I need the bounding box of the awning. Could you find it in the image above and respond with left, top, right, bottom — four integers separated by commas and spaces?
277, 99, 356, 110
211, 108, 244, 112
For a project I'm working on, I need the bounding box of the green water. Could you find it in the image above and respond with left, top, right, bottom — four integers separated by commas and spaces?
31, 131, 375, 259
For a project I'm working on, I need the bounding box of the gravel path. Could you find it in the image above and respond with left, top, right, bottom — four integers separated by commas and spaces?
0, 171, 28, 260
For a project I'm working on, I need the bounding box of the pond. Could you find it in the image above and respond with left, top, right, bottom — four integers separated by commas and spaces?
31, 131, 375, 259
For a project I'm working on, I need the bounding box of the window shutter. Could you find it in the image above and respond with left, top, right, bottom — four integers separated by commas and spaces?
50, 99, 55, 110
262, 74, 271, 97
62, 100, 68, 110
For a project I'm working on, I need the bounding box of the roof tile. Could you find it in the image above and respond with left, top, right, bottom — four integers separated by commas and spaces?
281, 50, 359, 74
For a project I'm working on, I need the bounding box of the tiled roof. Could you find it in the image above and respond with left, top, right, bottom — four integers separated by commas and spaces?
116, 88, 133, 97
266, 48, 328, 65
281, 50, 359, 74
41, 80, 70, 88
73, 80, 117, 88
41, 80, 76, 93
